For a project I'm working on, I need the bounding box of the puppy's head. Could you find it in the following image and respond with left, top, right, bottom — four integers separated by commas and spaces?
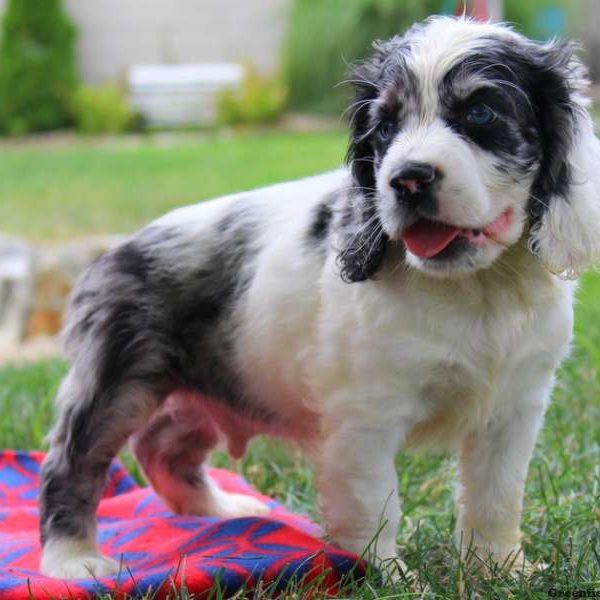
340, 16, 600, 281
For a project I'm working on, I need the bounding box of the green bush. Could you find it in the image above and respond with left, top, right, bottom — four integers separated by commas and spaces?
283, 0, 440, 115
72, 84, 136, 134
217, 65, 287, 126
0, 0, 78, 135
504, 0, 570, 39
283, 0, 574, 116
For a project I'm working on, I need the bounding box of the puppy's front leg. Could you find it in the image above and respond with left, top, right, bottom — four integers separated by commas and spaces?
315, 420, 404, 566
455, 392, 549, 569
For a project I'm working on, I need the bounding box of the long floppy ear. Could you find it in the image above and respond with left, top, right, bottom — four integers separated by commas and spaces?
528, 41, 600, 278
337, 44, 390, 283
336, 191, 387, 283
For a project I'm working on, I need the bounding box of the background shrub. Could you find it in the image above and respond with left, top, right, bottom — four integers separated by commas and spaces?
283, 0, 574, 116
283, 0, 440, 115
72, 84, 136, 134
0, 0, 78, 135
217, 65, 287, 126
504, 0, 570, 39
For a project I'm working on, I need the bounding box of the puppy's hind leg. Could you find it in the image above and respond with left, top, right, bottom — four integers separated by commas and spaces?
40, 369, 167, 579
131, 393, 269, 519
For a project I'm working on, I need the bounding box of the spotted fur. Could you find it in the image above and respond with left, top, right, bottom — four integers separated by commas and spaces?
40, 17, 600, 579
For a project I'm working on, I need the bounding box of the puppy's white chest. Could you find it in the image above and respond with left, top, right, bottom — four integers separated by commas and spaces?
404, 353, 495, 449
311, 259, 573, 448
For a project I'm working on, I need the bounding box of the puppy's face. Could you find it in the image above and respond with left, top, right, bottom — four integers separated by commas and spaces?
345, 18, 600, 279
373, 33, 535, 277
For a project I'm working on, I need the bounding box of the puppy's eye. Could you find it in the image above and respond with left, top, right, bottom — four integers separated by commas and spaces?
465, 103, 497, 125
377, 118, 396, 140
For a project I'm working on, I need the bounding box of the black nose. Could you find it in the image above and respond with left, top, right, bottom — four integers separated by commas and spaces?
389, 162, 437, 194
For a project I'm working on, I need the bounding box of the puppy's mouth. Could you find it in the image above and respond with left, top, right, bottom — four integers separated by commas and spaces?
402, 208, 513, 260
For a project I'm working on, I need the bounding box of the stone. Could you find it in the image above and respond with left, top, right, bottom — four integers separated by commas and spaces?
26, 235, 125, 339
0, 236, 35, 347
0, 235, 125, 363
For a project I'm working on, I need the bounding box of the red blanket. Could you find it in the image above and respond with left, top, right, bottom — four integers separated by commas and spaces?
0, 451, 363, 598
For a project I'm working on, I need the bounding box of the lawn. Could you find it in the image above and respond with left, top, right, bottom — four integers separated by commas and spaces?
0, 130, 346, 239
0, 130, 599, 598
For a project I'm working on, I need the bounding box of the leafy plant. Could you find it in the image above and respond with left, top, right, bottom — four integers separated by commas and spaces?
72, 84, 136, 134
217, 65, 287, 126
504, 0, 571, 39
283, 0, 440, 115
0, 0, 78, 135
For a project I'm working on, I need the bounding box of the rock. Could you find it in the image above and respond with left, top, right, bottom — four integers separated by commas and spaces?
0, 235, 125, 362
0, 335, 61, 365
26, 236, 124, 339
0, 236, 35, 347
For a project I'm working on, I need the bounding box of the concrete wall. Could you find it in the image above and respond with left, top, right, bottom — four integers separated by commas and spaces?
0, 0, 291, 84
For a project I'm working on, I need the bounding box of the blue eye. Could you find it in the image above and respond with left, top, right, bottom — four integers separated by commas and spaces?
377, 119, 396, 140
465, 103, 497, 125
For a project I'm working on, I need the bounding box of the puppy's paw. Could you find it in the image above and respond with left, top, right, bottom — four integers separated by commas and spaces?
457, 528, 524, 571
380, 556, 412, 583
212, 489, 271, 519
46, 554, 121, 579
500, 551, 546, 577
41, 538, 121, 579
460, 538, 537, 577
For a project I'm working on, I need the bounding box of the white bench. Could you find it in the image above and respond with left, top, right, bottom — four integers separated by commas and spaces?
129, 63, 244, 128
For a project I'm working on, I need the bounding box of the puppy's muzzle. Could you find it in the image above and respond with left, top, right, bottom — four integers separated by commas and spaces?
390, 161, 441, 218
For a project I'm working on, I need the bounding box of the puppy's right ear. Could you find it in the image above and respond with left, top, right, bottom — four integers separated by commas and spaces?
337, 44, 390, 283
345, 42, 388, 193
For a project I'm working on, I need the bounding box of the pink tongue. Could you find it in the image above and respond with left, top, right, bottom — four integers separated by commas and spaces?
402, 220, 461, 258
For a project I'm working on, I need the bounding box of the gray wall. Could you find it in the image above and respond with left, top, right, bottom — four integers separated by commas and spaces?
0, 0, 291, 84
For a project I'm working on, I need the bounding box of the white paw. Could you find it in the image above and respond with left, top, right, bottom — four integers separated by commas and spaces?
457, 528, 522, 566
379, 556, 411, 583
46, 554, 121, 579
41, 538, 121, 579
459, 537, 533, 575
212, 489, 271, 519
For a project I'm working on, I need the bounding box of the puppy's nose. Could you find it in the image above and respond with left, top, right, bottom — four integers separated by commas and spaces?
390, 162, 437, 194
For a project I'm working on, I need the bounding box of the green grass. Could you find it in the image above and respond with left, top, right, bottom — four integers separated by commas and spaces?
1, 271, 599, 598
0, 130, 346, 240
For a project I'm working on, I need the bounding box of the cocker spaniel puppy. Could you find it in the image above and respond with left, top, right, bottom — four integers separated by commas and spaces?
40, 17, 600, 578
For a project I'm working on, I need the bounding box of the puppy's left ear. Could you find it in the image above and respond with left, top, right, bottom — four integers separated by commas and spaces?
528, 41, 600, 278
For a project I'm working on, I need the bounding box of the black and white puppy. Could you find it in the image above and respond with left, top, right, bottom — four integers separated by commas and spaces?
40, 17, 600, 578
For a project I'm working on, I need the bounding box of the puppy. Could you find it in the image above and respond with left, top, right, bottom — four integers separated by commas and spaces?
40, 16, 600, 578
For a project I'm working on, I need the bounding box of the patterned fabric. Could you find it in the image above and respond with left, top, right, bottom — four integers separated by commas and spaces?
0, 451, 363, 599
